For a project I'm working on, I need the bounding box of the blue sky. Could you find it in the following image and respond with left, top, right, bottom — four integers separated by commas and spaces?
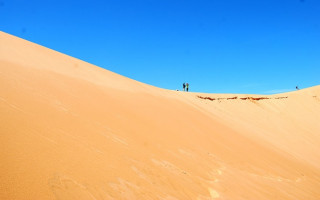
1, 0, 319, 94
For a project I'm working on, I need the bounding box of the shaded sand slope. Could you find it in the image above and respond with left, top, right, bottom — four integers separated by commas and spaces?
1, 31, 320, 200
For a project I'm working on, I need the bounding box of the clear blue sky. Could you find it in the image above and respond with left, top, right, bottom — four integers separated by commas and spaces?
1, 0, 319, 94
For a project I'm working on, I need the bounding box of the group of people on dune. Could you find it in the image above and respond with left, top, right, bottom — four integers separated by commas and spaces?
182, 82, 189, 92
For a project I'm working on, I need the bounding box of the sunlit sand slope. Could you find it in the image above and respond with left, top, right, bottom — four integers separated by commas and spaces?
1, 31, 320, 200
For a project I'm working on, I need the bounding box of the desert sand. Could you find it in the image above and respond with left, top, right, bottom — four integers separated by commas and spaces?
1, 31, 320, 200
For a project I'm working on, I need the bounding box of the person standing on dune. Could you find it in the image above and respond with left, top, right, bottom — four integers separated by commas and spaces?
186, 83, 189, 92
183, 83, 186, 91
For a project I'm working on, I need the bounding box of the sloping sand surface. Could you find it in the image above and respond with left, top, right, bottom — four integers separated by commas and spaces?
1, 31, 320, 200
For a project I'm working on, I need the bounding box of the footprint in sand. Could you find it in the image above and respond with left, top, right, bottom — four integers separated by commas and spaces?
48, 175, 97, 200
209, 188, 220, 199
197, 188, 220, 200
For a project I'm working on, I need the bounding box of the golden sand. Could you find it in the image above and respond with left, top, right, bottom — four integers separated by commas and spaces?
1, 31, 320, 199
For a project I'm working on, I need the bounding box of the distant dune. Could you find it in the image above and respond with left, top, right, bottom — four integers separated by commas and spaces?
1, 31, 320, 200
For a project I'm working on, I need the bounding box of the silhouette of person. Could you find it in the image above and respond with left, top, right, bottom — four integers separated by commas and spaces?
183, 83, 186, 91
186, 83, 189, 92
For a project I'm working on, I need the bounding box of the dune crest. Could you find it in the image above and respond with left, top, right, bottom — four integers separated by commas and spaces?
1, 31, 320, 200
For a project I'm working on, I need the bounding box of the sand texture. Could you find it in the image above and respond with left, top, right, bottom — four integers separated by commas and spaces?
1, 31, 320, 200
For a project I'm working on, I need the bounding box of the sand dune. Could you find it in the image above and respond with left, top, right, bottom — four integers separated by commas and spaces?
1, 31, 320, 200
